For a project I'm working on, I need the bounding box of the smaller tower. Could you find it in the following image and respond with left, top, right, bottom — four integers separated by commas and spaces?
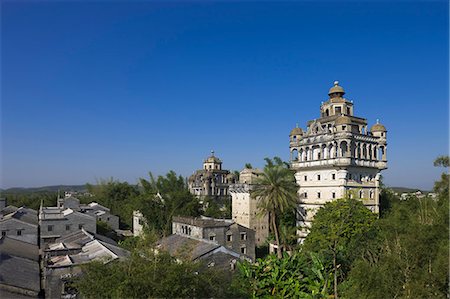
229, 167, 269, 246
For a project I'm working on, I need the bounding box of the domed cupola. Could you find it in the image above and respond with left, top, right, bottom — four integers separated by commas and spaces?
290, 124, 303, 141
371, 119, 387, 138
328, 81, 345, 98
370, 120, 387, 132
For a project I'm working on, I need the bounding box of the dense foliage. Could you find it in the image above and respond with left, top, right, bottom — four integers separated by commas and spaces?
0, 191, 57, 210
237, 251, 332, 298
75, 246, 243, 298
80, 171, 201, 234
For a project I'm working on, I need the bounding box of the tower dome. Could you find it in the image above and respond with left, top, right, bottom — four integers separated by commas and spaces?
371, 121, 387, 132
290, 126, 303, 136
328, 81, 345, 98
334, 115, 352, 125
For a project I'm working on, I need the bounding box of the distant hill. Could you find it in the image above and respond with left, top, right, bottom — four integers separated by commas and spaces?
388, 187, 432, 194
0, 185, 88, 194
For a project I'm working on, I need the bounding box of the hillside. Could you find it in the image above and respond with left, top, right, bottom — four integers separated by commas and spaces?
0, 185, 88, 194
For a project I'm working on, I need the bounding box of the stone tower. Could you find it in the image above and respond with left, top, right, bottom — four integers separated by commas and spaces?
289, 81, 388, 240
229, 167, 269, 246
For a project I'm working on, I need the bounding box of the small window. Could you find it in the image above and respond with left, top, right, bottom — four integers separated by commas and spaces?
317, 192, 321, 199
332, 174, 336, 180
17, 230, 22, 236
317, 175, 321, 181
48, 225, 53, 232
241, 247, 247, 254
304, 192, 308, 198
304, 176, 307, 181
240, 232, 247, 241
332, 192, 336, 199
66, 225, 71, 231
107, 217, 110, 221
227, 234, 232, 242
342, 126, 346, 130
78, 224, 83, 230
1, 231, 6, 237
209, 235, 216, 241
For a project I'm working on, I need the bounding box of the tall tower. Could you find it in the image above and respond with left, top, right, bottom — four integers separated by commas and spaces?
290, 81, 387, 240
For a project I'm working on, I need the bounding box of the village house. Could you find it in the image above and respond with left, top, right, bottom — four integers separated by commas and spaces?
172, 215, 256, 260
43, 228, 130, 298
0, 206, 39, 245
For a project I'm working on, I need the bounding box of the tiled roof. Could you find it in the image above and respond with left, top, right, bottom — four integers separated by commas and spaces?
1, 207, 38, 226
0, 237, 40, 293
0, 236, 39, 261
157, 234, 220, 261
172, 216, 234, 228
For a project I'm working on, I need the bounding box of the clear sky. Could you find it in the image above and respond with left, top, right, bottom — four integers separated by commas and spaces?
1, 1, 448, 190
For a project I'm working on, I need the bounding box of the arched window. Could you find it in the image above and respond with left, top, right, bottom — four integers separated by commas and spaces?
326, 109, 329, 116
291, 149, 298, 161
340, 141, 348, 157
378, 147, 384, 160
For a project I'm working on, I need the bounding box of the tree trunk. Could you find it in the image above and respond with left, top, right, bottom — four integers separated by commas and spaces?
272, 213, 282, 259
333, 250, 338, 299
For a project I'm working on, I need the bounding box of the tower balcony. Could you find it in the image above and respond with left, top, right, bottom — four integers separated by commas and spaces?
291, 157, 387, 170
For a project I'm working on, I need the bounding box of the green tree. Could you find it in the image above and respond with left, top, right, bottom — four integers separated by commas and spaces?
75, 248, 243, 298
303, 198, 377, 299
251, 157, 298, 258
342, 157, 449, 298
137, 171, 201, 235
236, 251, 332, 298
85, 179, 139, 229
342, 196, 449, 298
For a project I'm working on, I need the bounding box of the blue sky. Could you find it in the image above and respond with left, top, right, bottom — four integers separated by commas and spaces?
1, 1, 448, 190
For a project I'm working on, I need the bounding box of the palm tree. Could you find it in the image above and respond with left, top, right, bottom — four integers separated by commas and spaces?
251, 160, 299, 258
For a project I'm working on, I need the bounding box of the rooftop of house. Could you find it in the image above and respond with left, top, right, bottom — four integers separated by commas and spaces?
46, 230, 129, 268
157, 234, 239, 262
0, 237, 40, 293
172, 216, 234, 228
46, 228, 118, 251
0, 205, 19, 216
39, 206, 96, 221
0, 236, 39, 261
0, 207, 38, 226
